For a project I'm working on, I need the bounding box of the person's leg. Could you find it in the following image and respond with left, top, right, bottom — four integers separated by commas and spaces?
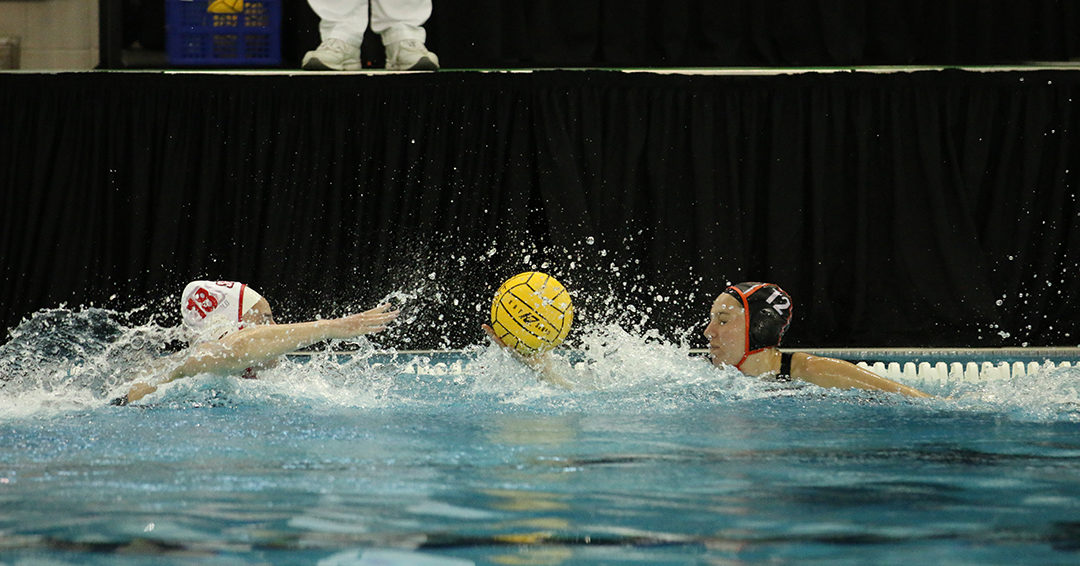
372, 0, 439, 70
302, 0, 368, 70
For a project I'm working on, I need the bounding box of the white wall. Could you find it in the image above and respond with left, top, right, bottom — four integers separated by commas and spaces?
0, 0, 99, 69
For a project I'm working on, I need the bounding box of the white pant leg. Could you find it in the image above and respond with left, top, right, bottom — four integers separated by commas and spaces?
307, 0, 370, 46
371, 0, 432, 45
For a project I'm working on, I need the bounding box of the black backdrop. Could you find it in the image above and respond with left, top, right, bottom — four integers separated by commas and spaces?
119, 0, 1080, 69
2, 70, 1079, 349
414, 0, 1080, 68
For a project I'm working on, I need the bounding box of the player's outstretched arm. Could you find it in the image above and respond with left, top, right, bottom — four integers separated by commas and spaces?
115, 305, 398, 404
795, 354, 931, 398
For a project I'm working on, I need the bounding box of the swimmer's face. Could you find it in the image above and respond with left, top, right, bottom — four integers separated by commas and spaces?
703, 293, 745, 367
243, 298, 275, 326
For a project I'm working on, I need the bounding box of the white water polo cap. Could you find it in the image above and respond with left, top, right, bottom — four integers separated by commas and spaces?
180, 280, 263, 339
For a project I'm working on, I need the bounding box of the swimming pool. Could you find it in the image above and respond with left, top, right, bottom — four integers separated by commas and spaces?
2, 309, 1079, 565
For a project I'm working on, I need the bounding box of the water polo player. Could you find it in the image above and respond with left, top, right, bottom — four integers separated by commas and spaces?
705, 282, 929, 397
112, 280, 399, 405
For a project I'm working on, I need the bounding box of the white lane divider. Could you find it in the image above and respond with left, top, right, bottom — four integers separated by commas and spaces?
857, 360, 1074, 382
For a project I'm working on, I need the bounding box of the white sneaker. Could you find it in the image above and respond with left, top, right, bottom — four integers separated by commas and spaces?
385, 39, 439, 71
302, 38, 362, 71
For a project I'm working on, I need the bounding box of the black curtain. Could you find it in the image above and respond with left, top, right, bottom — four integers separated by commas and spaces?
2, 70, 1079, 349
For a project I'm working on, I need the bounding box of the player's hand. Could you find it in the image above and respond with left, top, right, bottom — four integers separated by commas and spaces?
336, 304, 400, 337
482, 324, 509, 348
118, 382, 157, 404
483, 323, 551, 370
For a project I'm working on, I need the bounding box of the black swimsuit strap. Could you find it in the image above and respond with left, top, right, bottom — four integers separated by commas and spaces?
777, 352, 793, 382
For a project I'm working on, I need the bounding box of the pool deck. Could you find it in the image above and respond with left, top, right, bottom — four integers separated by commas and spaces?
5, 63, 1080, 76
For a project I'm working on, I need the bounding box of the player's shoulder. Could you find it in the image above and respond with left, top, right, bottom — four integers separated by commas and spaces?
791, 352, 856, 378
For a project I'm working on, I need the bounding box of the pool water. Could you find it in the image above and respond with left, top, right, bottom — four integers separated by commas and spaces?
2, 309, 1080, 565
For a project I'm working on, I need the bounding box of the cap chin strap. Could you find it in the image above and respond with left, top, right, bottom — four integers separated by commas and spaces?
735, 346, 771, 371
733, 286, 754, 370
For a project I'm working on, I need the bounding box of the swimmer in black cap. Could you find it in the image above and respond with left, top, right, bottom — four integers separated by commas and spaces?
705, 282, 930, 397
485, 279, 928, 397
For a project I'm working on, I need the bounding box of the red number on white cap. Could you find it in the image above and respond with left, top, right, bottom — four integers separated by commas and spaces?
186, 287, 219, 319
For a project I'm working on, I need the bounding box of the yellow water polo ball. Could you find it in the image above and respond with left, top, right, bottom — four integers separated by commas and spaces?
490, 271, 574, 357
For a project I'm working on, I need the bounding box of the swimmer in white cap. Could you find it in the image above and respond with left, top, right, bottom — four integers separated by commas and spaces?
112, 280, 399, 405
704, 282, 929, 397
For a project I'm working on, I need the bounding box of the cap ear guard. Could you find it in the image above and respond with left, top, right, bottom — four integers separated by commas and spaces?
748, 305, 789, 350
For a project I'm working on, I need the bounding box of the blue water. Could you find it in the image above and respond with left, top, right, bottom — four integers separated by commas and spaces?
2, 309, 1080, 565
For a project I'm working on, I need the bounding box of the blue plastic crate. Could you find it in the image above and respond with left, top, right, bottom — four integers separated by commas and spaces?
166, 0, 282, 66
